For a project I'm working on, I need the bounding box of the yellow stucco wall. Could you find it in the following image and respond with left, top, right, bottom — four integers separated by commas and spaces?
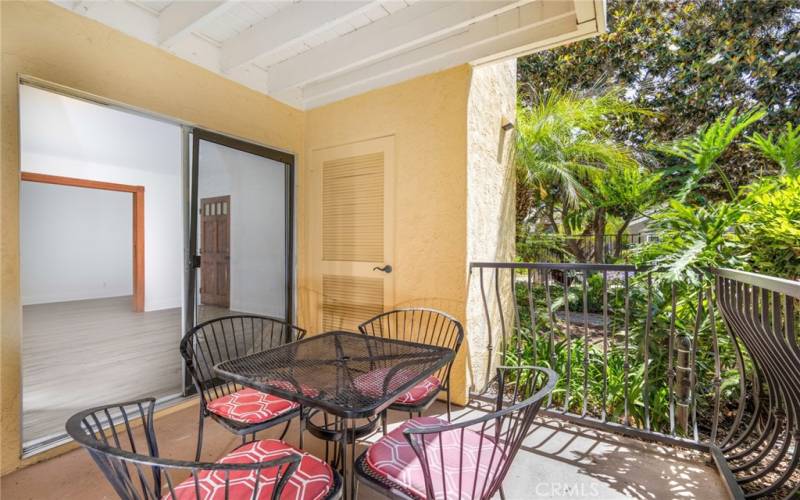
1, 1, 517, 476
0, 1, 305, 475
302, 66, 472, 405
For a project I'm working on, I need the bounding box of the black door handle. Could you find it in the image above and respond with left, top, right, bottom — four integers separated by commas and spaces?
372, 265, 393, 274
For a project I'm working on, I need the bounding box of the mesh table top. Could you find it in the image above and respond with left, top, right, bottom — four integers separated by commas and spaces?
213, 331, 454, 418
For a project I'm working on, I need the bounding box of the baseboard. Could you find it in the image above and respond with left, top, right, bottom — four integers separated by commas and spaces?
22, 291, 133, 306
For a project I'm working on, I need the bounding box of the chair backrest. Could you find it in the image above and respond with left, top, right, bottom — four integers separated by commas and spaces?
358, 308, 465, 383
402, 366, 557, 499
65, 398, 300, 500
180, 315, 305, 408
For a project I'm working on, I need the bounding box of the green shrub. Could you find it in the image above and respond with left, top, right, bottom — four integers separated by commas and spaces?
738, 175, 800, 279
506, 280, 737, 436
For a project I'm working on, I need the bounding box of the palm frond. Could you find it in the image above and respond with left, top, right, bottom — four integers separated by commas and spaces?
515, 87, 648, 211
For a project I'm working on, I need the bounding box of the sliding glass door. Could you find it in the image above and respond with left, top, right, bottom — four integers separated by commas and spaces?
19, 83, 184, 453
186, 130, 294, 358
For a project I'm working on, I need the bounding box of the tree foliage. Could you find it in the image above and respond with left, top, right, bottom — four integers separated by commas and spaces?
516, 88, 644, 212
515, 88, 656, 261
596, 164, 662, 257
518, 0, 800, 198
636, 199, 744, 285
634, 126, 800, 282
739, 174, 800, 279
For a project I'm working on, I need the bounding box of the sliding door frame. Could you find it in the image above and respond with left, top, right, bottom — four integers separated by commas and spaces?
187, 128, 296, 333
19, 75, 297, 405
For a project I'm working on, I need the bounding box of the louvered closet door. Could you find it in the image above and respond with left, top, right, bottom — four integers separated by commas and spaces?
310, 137, 394, 332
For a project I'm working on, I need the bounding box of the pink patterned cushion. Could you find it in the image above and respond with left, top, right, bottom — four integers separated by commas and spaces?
353, 368, 441, 404
365, 417, 506, 499
165, 440, 333, 500
206, 388, 298, 424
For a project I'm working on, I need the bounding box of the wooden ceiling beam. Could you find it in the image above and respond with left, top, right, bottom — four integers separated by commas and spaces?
265, 0, 526, 94
221, 1, 381, 73
158, 1, 233, 48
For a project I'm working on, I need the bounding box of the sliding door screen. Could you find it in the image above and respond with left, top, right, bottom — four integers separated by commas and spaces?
189, 130, 294, 328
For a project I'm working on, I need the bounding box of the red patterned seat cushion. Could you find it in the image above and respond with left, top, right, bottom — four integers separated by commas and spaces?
352, 368, 441, 405
206, 388, 298, 424
365, 417, 506, 499
164, 439, 334, 500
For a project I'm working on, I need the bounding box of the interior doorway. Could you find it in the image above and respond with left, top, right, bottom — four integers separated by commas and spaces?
21, 172, 145, 312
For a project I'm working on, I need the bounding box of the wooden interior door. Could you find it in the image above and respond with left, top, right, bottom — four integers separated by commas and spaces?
200, 196, 230, 308
310, 137, 395, 332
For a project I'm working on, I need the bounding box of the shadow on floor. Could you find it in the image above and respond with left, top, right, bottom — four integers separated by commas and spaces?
1, 398, 726, 499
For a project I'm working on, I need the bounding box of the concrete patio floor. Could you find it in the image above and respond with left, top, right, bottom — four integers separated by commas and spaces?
1, 399, 726, 499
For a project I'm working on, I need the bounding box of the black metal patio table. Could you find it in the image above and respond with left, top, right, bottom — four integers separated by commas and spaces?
213, 330, 455, 499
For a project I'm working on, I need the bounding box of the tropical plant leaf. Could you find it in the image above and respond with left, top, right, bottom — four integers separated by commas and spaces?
651, 107, 766, 201
747, 122, 800, 175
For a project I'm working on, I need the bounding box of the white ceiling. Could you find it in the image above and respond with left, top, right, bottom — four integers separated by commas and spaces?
53, 0, 605, 110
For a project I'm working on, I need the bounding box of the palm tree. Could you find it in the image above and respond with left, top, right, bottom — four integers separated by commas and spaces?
515, 87, 649, 262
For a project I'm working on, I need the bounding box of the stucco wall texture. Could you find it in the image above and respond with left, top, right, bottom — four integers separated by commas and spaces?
465, 60, 518, 392
302, 65, 472, 405
1, 1, 517, 474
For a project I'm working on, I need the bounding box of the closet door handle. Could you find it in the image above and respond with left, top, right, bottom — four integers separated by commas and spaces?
372, 265, 392, 274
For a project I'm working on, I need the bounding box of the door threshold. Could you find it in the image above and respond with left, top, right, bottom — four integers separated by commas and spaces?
21, 392, 191, 459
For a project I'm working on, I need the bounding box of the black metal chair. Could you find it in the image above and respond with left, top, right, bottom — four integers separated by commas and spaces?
355, 366, 557, 499
65, 398, 342, 499
180, 315, 306, 461
358, 308, 465, 433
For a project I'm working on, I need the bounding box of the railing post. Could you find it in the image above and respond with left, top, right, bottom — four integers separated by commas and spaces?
675, 335, 692, 436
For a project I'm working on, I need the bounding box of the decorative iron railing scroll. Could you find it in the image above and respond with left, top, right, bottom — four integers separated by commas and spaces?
468, 262, 799, 499
714, 268, 800, 499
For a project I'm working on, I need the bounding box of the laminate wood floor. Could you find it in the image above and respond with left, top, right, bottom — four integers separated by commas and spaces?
22, 296, 184, 444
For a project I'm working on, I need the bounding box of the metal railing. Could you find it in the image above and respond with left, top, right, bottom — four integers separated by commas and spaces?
469, 262, 800, 499
518, 232, 656, 263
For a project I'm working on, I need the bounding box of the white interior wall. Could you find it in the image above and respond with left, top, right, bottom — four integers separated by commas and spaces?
20, 85, 183, 311
198, 141, 287, 318
21, 183, 132, 304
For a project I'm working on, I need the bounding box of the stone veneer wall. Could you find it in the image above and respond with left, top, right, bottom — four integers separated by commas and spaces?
465, 59, 518, 393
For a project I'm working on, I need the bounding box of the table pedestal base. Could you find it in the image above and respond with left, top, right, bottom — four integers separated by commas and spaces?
305, 411, 381, 499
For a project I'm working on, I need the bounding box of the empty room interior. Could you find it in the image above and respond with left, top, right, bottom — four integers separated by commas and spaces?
19, 84, 184, 450
18, 83, 292, 454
